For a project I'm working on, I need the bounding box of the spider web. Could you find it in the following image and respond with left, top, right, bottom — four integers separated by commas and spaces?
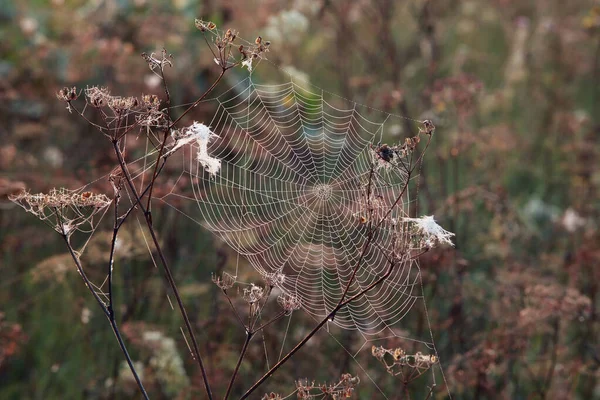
20, 45, 450, 396
161, 77, 423, 335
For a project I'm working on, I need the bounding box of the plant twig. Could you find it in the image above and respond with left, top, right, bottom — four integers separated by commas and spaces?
225, 331, 254, 400
240, 257, 399, 400
60, 228, 149, 400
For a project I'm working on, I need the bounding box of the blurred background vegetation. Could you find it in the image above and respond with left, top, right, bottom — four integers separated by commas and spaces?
1, 0, 599, 399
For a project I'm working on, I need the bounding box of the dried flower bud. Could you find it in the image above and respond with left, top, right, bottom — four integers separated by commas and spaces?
141, 94, 161, 110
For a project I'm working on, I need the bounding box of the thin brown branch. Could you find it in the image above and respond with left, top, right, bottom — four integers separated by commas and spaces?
240, 258, 397, 400
61, 229, 149, 399
224, 331, 254, 400
112, 141, 214, 400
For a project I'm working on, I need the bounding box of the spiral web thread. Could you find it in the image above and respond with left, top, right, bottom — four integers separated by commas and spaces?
163, 77, 424, 335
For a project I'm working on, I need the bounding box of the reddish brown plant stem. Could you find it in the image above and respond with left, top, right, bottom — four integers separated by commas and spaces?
112, 140, 214, 400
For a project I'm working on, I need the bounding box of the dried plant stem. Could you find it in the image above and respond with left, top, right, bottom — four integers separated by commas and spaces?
240, 253, 417, 399
146, 69, 225, 214
224, 331, 254, 400
61, 230, 149, 399
336, 166, 377, 307
112, 140, 214, 399
102, 69, 227, 400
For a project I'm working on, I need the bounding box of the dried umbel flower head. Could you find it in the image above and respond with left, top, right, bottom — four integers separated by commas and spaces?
261, 393, 282, 400
56, 86, 78, 102
420, 119, 435, 135
107, 96, 139, 115
263, 271, 285, 287
194, 19, 216, 32
372, 345, 438, 380
212, 272, 236, 291
9, 188, 111, 236
295, 374, 359, 399
242, 283, 265, 304
277, 293, 301, 315
238, 37, 271, 72
141, 48, 173, 77
141, 94, 161, 111
243, 283, 266, 316
85, 86, 111, 108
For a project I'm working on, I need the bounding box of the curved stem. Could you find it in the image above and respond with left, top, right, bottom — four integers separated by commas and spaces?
61, 234, 149, 400
112, 141, 214, 400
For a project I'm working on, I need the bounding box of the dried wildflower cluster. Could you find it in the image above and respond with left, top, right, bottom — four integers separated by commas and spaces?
141, 48, 173, 77
242, 283, 269, 317
212, 272, 236, 291
56, 86, 78, 102
372, 345, 438, 381
292, 373, 359, 399
243, 283, 266, 305
9, 189, 111, 235
277, 293, 301, 315
84, 86, 144, 123
239, 36, 271, 72
57, 85, 169, 134
136, 94, 167, 128
263, 271, 286, 287
371, 120, 434, 171
195, 19, 270, 72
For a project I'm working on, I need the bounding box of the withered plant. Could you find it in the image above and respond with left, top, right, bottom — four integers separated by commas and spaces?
11, 18, 450, 400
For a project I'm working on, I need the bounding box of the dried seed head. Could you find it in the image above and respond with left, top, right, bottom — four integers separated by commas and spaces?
243, 283, 265, 304
85, 86, 110, 108
141, 94, 161, 110
56, 86, 78, 102
108, 96, 139, 114
277, 293, 301, 315
212, 272, 236, 290
9, 188, 111, 235
263, 271, 285, 287
420, 119, 435, 135
261, 393, 282, 400
195, 19, 216, 32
